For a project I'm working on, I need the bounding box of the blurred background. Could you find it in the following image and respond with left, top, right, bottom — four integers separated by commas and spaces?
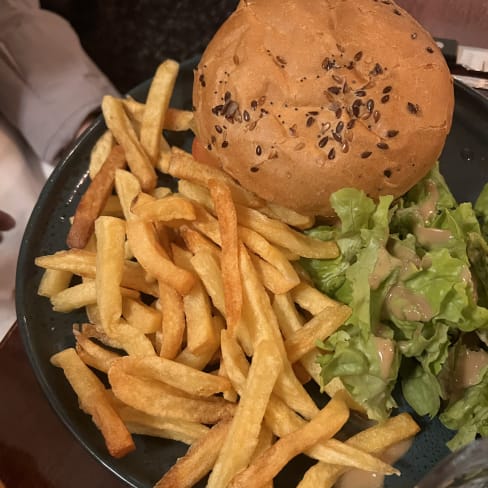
39, 0, 488, 93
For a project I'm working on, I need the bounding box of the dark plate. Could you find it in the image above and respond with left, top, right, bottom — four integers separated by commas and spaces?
16, 56, 488, 488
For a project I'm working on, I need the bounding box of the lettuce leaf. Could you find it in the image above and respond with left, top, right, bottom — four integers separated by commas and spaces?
440, 366, 488, 451
302, 165, 488, 448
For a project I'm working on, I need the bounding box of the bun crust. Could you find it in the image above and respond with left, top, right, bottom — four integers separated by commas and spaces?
193, 0, 454, 217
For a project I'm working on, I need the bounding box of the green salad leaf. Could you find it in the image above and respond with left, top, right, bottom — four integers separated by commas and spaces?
302, 164, 488, 448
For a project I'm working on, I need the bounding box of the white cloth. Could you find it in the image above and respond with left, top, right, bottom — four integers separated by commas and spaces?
0, 2, 118, 340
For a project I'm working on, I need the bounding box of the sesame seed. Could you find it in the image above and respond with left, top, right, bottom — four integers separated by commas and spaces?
426, 46, 434, 53
377, 142, 389, 149
381, 95, 390, 103
393, 8, 402, 15
256, 145, 262, 156
243, 110, 250, 122
354, 90, 366, 97
276, 55, 287, 65
346, 119, 356, 130
322, 57, 335, 70
335, 107, 343, 119
387, 129, 399, 137
233, 54, 240, 65
318, 136, 329, 148
307, 116, 315, 127
327, 86, 341, 95
373, 110, 381, 123
215, 125, 223, 133
251, 100, 258, 110
354, 51, 363, 62
224, 91, 231, 102
384, 169, 392, 177
295, 142, 305, 151
411, 32, 418, 39
407, 102, 420, 114
328, 148, 336, 160
341, 141, 350, 153
250, 166, 259, 173
361, 151, 372, 159
222, 141, 229, 148
332, 131, 342, 143
366, 99, 375, 112
383, 86, 392, 94
336, 121, 344, 133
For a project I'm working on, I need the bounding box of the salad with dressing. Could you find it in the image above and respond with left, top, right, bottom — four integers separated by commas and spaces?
301, 164, 488, 451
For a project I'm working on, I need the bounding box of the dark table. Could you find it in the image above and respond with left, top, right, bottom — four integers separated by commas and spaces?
2, 1, 487, 486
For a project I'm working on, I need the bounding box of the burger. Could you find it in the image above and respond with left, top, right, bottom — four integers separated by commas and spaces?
191, 0, 454, 218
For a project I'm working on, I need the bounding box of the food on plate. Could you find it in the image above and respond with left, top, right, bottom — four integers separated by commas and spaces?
192, 0, 454, 217
31, 0, 488, 485
34, 56, 421, 487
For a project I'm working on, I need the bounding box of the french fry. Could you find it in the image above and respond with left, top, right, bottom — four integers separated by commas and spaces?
95, 216, 126, 333
51, 280, 139, 313
126, 219, 195, 295
101, 194, 124, 217
235, 204, 339, 259
158, 281, 186, 359
140, 59, 179, 164
37, 268, 72, 298
35, 249, 158, 296
291, 281, 340, 314
228, 393, 350, 488
89, 130, 114, 179
207, 339, 283, 488
259, 202, 315, 230
74, 330, 121, 373
102, 95, 157, 191
67, 144, 127, 249
239, 226, 300, 291
131, 195, 196, 223
284, 304, 351, 363
297, 413, 420, 488
111, 355, 232, 397
172, 244, 219, 356
209, 179, 242, 333
108, 363, 235, 424
154, 418, 232, 488
113, 398, 210, 445
122, 296, 162, 334
114, 168, 142, 221
50, 348, 135, 458
169, 147, 264, 208
221, 330, 395, 475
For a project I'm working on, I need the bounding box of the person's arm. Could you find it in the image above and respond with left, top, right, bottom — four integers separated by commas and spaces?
0, 1, 119, 162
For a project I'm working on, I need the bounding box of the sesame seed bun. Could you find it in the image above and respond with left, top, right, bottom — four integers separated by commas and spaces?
192, 0, 454, 217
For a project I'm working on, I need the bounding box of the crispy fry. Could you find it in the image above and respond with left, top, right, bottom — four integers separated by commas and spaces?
284, 304, 351, 363
50, 348, 135, 458
132, 195, 196, 223
51, 280, 139, 313
140, 59, 179, 164
297, 413, 420, 488
122, 296, 162, 334
102, 95, 157, 191
169, 147, 264, 208
67, 144, 126, 249
207, 339, 283, 488
89, 130, 114, 179
235, 204, 339, 259
154, 418, 232, 488
37, 268, 72, 298
158, 281, 186, 359
126, 219, 195, 295
108, 362, 235, 424
209, 179, 242, 333
228, 393, 349, 488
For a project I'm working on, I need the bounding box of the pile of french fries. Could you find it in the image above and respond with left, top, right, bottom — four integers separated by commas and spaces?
34, 60, 420, 487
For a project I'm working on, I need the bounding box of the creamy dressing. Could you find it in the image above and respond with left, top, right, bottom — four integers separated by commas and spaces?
418, 179, 439, 222
454, 349, 488, 390
415, 225, 453, 248
384, 284, 434, 322
373, 336, 395, 380
336, 438, 414, 488
369, 248, 400, 290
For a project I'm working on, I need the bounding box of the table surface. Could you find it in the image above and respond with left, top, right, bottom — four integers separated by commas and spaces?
2, 1, 487, 487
